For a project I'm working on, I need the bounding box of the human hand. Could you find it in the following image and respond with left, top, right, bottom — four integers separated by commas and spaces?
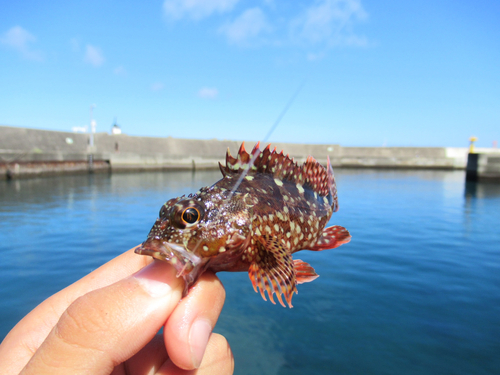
0, 246, 233, 375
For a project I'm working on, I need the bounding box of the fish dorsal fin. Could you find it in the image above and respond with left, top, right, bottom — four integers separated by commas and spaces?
222, 142, 337, 200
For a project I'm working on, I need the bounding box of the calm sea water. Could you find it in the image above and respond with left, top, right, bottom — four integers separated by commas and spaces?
1, 169, 499, 374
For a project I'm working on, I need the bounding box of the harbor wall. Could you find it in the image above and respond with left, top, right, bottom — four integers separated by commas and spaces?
0, 125, 489, 179
466, 153, 500, 181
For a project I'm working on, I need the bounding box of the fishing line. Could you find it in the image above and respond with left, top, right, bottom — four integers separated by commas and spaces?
191, 80, 307, 253
262, 79, 306, 143
227, 79, 307, 199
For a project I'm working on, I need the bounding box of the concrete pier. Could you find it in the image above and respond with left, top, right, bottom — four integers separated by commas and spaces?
0, 125, 489, 180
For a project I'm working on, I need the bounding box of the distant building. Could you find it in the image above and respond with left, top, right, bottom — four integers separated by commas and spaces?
111, 119, 122, 135
111, 125, 122, 135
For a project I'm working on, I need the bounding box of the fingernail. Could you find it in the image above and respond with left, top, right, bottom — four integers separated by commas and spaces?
189, 318, 212, 368
134, 261, 174, 298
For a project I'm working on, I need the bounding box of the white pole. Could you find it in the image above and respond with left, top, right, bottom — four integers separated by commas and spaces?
89, 104, 96, 172
89, 104, 96, 146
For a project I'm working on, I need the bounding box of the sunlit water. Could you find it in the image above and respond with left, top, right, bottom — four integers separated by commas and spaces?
1, 169, 499, 375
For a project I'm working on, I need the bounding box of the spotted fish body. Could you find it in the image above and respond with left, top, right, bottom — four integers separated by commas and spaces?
136, 142, 351, 307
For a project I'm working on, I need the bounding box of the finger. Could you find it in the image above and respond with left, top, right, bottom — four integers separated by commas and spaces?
111, 334, 168, 375
164, 271, 226, 370
0, 246, 151, 374
120, 333, 234, 375
20, 260, 183, 375
157, 333, 234, 375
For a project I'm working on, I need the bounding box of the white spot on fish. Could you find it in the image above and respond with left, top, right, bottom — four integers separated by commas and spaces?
274, 178, 283, 186
219, 246, 226, 253
245, 176, 254, 181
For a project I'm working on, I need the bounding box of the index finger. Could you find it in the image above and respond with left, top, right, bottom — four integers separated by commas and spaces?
0, 246, 152, 373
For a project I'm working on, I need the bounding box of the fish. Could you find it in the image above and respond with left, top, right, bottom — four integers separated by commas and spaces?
136, 142, 351, 307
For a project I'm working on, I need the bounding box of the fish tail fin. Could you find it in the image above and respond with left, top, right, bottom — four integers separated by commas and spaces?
309, 225, 351, 251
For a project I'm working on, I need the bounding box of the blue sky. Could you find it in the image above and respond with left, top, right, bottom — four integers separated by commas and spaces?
1, 0, 499, 147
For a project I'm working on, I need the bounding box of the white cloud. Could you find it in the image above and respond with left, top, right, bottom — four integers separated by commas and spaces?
219, 7, 271, 45
151, 82, 165, 91
0, 26, 43, 61
197, 87, 218, 99
163, 0, 240, 20
114, 66, 127, 76
292, 0, 368, 46
84, 44, 105, 67
158, 0, 369, 58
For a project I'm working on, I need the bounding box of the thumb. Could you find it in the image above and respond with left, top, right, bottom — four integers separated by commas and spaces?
21, 260, 183, 375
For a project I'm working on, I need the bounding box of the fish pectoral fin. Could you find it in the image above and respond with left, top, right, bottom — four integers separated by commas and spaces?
309, 225, 352, 251
294, 259, 319, 284
248, 241, 297, 308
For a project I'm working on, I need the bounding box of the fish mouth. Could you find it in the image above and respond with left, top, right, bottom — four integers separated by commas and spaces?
135, 239, 204, 286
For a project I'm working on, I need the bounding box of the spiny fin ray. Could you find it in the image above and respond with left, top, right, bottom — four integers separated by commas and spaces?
247, 239, 298, 308
222, 142, 337, 198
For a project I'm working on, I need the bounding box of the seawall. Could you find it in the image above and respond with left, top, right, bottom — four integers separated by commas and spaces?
0, 125, 482, 179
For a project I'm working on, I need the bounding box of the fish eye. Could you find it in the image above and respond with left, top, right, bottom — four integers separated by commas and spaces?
181, 207, 200, 225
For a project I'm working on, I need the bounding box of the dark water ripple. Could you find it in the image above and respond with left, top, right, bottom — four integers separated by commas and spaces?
1, 169, 499, 375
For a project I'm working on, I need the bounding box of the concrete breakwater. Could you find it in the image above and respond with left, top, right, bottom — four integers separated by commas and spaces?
0, 125, 476, 179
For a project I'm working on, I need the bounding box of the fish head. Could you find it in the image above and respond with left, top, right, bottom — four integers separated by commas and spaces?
136, 184, 252, 287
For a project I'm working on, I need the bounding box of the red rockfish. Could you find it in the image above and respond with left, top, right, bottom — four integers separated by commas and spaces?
136, 142, 351, 307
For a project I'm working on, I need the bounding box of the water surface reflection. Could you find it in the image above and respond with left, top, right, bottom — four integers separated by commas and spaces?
1, 169, 499, 375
